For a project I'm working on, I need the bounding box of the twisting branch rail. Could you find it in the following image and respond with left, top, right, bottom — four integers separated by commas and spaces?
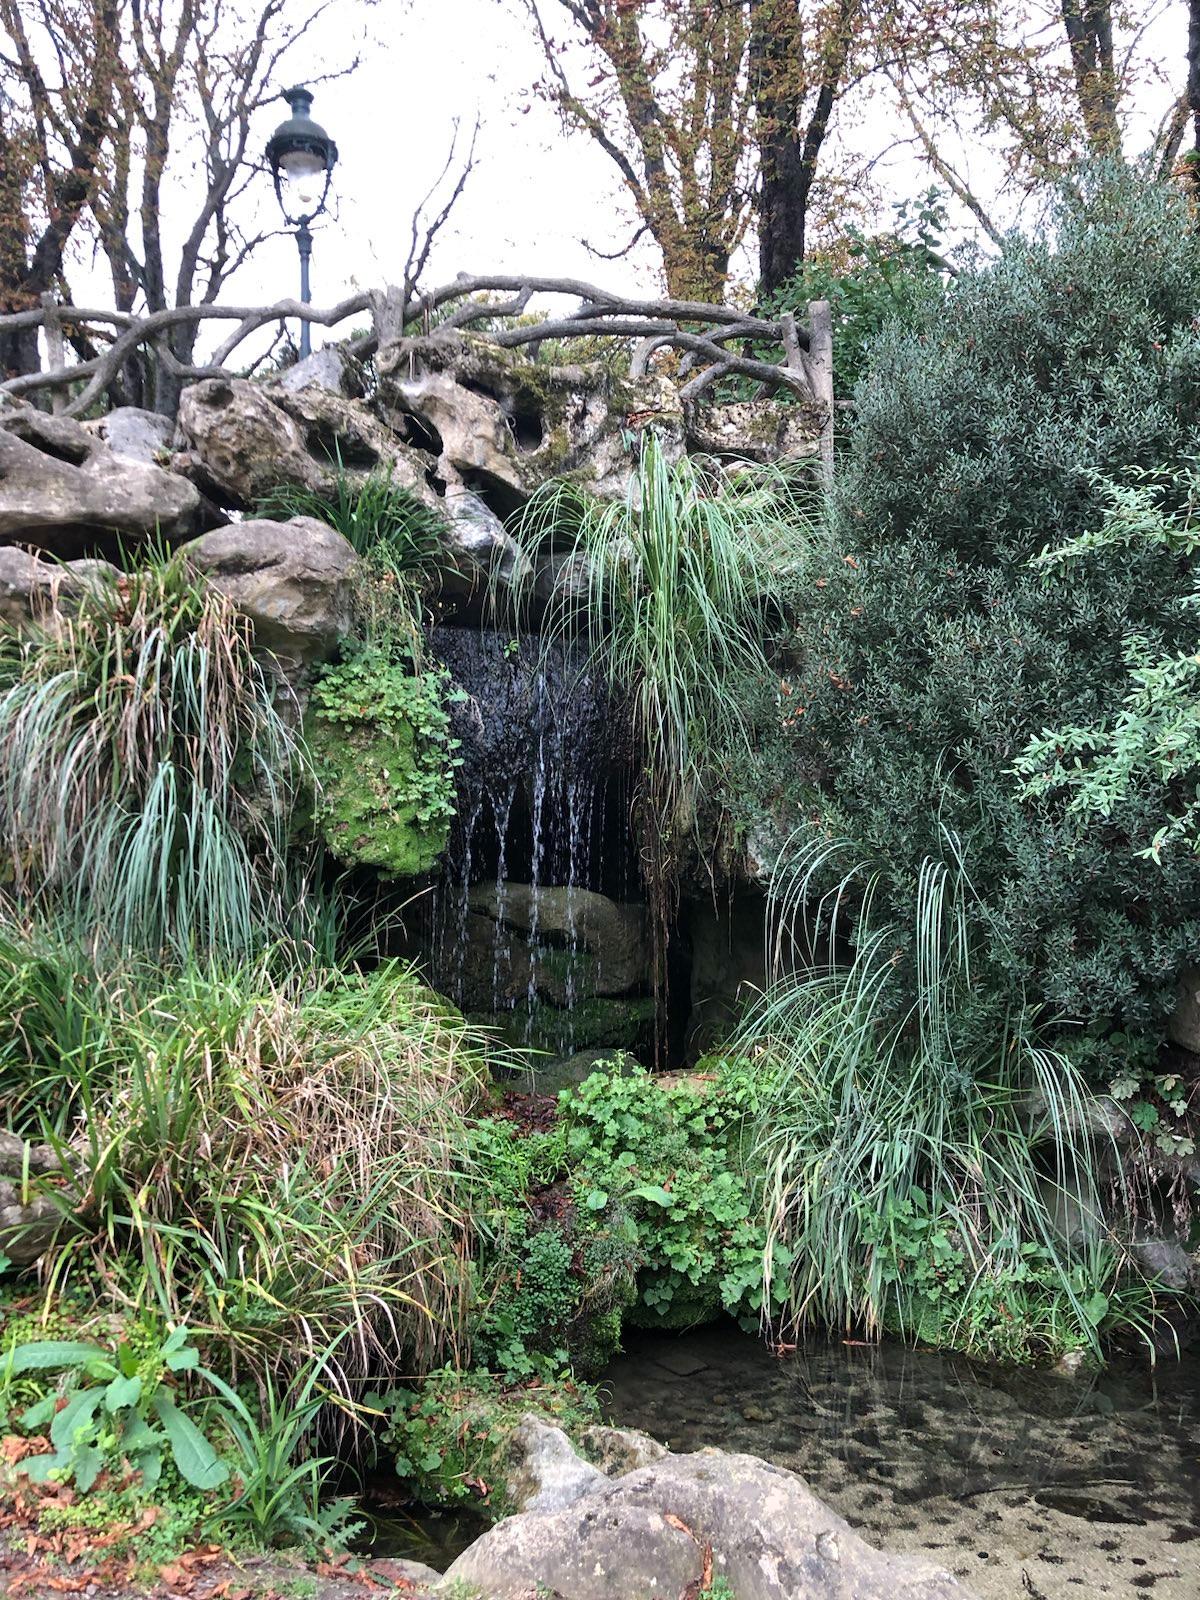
0, 274, 834, 465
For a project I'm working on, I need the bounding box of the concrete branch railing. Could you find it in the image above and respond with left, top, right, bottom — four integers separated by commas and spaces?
0, 275, 834, 466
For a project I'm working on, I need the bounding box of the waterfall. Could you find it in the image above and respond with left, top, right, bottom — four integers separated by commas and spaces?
419, 628, 648, 1060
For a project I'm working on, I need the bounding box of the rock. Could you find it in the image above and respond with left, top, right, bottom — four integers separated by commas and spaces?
0, 405, 205, 556
0, 1132, 74, 1268
469, 883, 648, 997
175, 378, 336, 507
378, 330, 686, 515
443, 1445, 974, 1600
509, 1049, 638, 1097
1169, 966, 1200, 1053
182, 516, 356, 666
507, 1417, 608, 1513
577, 1422, 668, 1477
686, 399, 822, 463
1129, 1235, 1198, 1291
441, 484, 532, 601
0, 547, 120, 629
81, 406, 174, 464
271, 343, 366, 397
686, 892, 769, 1056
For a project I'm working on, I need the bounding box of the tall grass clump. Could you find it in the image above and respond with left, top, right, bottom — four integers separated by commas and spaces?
1, 923, 491, 1408
0, 552, 307, 959
739, 837, 1154, 1361
515, 438, 812, 994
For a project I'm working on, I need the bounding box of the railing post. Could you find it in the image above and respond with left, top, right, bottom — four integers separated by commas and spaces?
40, 293, 67, 414
806, 298, 835, 485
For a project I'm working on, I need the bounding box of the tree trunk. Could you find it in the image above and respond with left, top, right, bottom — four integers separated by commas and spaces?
1189, 0, 1200, 179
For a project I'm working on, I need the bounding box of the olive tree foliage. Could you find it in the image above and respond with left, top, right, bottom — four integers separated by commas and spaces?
0, 0, 371, 407
763, 172, 1200, 1050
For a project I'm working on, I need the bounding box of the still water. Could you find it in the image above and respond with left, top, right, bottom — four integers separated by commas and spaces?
603, 1326, 1200, 1598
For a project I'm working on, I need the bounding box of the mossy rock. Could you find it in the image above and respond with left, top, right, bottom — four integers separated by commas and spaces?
487, 995, 656, 1057
305, 648, 457, 880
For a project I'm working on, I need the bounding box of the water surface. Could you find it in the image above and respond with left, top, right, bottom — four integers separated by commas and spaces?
603, 1326, 1200, 1598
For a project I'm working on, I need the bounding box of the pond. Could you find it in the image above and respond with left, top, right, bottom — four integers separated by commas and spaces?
602, 1325, 1200, 1598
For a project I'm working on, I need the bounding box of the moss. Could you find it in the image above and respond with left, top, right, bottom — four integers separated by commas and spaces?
477, 995, 656, 1056
305, 647, 459, 880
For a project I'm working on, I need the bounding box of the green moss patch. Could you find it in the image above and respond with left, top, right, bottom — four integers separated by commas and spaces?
305, 646, 459, 879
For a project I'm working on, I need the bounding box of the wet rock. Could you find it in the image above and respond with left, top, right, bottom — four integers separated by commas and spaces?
182, 516, 356, 667
469, 883, 648, 998
0, 548, 120, 629
1128, 1235, 1198, 1292
686, 892, 769, 1057
0, 1133, 74, 1268
0, 404, 205, 556
686, 398, 822, 463
509, 1049, 638, 1097
81, 406, 174, 464
443, 1445, 975, 1600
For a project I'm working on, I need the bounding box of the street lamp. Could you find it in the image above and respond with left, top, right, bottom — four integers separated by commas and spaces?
266, 85, 338, 360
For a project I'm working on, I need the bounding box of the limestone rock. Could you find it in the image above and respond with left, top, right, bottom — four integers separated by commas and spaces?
0, 1132, 74, 1268
182, 516, 356, 666
443, 1446, 974, 1600
0, 547, 120, 629
82, 406, 174, 465
687, 399, 822, 463
271, 343, 366, 397
1128, 1235, 1198, 1291
441, 483, 532, 600
378, 330, 686, 514
506, 1418, 608, 1514
577, 1421, 668, 1477
175, 378, 337, 507
0, 405, 204, 556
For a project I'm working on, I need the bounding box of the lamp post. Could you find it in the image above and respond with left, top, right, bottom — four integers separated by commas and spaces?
266, 85, 338, 360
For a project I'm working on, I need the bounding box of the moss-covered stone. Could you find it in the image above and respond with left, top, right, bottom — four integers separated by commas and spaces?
305, 646, 458, 879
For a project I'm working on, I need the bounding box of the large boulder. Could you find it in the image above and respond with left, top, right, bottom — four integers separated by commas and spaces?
0, 405, 205, 557
175, 378, 339, 507
377, 330, 686, 514
443, 1441, 974, 1600
182, 516, 356, 667
0, 1133, 74, 1268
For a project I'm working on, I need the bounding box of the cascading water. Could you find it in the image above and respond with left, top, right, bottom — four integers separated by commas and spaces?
416, 627, 649, 1060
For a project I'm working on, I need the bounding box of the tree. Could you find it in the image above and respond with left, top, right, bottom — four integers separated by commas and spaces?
0, 0, 120, 376
519, 0, 757, 301
0, 0, 366, 406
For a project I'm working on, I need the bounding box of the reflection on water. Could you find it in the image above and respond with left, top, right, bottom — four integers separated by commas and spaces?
602, 1325, 1200, 1599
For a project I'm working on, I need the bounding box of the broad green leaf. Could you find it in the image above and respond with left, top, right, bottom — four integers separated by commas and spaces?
164, 1347, 199, 1372
73, 1444, 104, 1492
7, 1341, 109, 1375
153, 1393, 228, 1490
629, 1183, 675, 1208
50, 1388, 101, 1450
105, 1374, 142, 1412
19, 1395, 57, 1430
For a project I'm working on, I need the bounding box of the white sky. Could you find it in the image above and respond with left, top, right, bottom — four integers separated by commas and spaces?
55, 0, 1190, 350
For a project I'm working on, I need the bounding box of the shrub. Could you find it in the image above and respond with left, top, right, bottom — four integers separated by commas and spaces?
0, 552, 308, 959
0, 929, 492, 1403
305, 644, 460, 879
755, 169, 1200, 1045
738, 845, 1165, 1361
